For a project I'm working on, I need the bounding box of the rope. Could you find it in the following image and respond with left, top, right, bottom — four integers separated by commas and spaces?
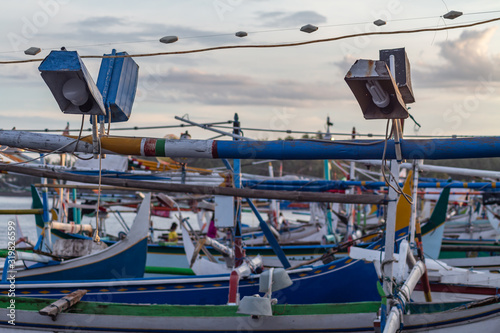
93, 139, 102, 243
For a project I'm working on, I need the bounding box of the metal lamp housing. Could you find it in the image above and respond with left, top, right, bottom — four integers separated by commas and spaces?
96, 51, 139, 123
379, 48, 415, 104
38, 50, 106, 116
344, 59, 408, 119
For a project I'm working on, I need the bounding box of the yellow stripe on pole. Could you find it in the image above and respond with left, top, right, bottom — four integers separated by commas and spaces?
67, 136, 143, 155
100, 137, 143, 155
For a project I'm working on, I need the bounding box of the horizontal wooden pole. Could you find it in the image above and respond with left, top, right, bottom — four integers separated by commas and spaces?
0, 164, 385, 204
0, 209, 43, 215
34, 183, 141, 192
440, 245, 500, 252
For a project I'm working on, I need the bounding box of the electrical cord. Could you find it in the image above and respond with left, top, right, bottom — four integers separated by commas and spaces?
93, 138, 103, 243
381, 120, 413, 205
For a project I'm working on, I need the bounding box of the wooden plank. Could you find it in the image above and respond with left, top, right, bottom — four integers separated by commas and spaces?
0, 209, 43, 215
1, 164, 385, 204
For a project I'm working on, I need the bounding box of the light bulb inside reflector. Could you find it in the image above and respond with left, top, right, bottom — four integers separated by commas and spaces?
365, 80, 390, 108
62, 78, 89, 106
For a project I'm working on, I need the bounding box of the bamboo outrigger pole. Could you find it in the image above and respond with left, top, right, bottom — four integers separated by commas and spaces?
0, 164, 384, 204
1, 130, 500, 160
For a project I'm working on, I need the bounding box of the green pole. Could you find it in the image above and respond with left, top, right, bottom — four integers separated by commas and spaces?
72, 188, 81, 224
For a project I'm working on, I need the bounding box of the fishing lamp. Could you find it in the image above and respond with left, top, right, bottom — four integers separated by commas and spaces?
379, 48, 415, 104
344, 59, 408, 119
237, 268, 292, 316
38, 50, 106, 116
95, 50, 139, 123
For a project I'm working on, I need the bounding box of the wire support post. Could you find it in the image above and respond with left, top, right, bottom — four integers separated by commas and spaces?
392, 119, 403, 163
91, 115, 100, 159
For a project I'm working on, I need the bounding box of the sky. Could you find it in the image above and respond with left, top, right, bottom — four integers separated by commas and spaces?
0, 0, 500, 141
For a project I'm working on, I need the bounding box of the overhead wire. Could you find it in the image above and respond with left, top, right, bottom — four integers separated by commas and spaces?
9, 121, 232, 133
1, 9, 499, 57
4, 122, 480, 139
210, 125, 475, 138
1, 16, 500, 64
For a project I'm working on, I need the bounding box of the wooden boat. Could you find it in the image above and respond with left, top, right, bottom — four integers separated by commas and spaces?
0, 193, 150, 282
437, 237, 500, 270
0, 174, 438, 305
1, 295, 500, 332
1, 250, 381, 305
31, 186, 340, 272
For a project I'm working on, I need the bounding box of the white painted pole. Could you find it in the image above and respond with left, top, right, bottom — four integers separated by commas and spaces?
357, 160, 500, 180
383, 261, 426, 333
409, 160, 421, 247
382, 160, 399, 298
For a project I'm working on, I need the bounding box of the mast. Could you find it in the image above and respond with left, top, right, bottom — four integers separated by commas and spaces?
232, 113, 244, 268
323, 117, 334, 236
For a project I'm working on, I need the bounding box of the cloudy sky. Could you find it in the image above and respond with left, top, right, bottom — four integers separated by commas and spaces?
1, 0, 499, 141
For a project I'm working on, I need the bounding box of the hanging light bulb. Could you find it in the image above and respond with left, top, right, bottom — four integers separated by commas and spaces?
62, 78, 93, 112
365, 80, 390, 109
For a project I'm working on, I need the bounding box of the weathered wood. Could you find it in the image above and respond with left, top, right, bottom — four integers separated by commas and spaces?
440, 245, 500, 252
0, 164, 386, 204
0, 209, 43, 215
34, 183, 137, 191
39, 289, 87, 320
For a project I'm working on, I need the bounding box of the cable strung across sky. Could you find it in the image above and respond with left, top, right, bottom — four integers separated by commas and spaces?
1, 16, 499, 64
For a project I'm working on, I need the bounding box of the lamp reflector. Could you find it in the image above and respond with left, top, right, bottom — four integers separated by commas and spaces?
259, 268, 293, 293
62, 78, 89, 106
38, 50, 106, 116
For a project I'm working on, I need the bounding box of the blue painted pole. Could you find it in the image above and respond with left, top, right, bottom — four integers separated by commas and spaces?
214, 137, 500, 160
246, 198, 291, 269
242, 180, 500, 191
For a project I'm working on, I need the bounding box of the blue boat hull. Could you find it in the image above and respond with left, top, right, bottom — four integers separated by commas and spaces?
8, 248, 383, 305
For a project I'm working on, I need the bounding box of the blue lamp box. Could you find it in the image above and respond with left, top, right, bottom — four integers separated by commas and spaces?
38, 50, 106, 116
96, 50, 139, 123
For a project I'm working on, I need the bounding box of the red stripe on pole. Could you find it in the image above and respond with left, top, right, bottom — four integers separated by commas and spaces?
143, 138, 157, 156
212, 141, 218, 158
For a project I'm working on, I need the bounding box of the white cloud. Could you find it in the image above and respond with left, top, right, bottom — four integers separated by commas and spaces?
135, 67, 344, 107
414, 28, 500, 86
